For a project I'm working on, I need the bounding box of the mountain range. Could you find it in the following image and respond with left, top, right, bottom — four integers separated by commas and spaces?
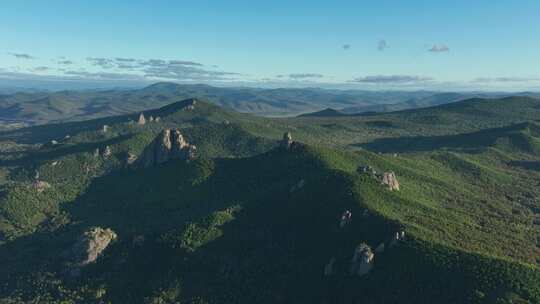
2, 82, 538, 130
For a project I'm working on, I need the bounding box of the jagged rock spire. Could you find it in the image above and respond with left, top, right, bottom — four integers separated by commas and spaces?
140, 128, 196, 167
137, 113, 146, 125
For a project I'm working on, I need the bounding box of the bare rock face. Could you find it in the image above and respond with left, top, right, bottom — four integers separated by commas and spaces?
140, 129, 196, 167
70, 227, 117, 267
137, 113, 146, 125
280, 132, 293, 149
350, 243, 374, 276
381, 171, 400, 191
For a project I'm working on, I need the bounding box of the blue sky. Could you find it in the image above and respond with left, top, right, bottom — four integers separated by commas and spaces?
1, 0, 539, 90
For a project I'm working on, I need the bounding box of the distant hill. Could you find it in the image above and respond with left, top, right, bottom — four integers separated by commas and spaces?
297, 108, 346, 117
3, 82, 538, 128
340, 92, 503, 114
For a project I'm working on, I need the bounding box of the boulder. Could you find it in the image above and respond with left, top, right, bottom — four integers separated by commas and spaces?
137, 113, 146, 125
350, 243, 374, 276
140, 129, 196, 167
69, 227, 117, 267
381, 171, 400, 191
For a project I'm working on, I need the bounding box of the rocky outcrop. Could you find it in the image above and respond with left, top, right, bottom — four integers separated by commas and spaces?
101, 146, 112, 158
357, 165, 376, 175
280, 132, 293, 149
139, 129, 196, 167
381, 171, 400, 191
389, 230, 405, 248
137, 113, 146, 125
126, 152, 137, 166
339, 210, 352, 228
32, 180, 51, 193
350, 243, 374, 276
184, 99, 196, 111
68, 227, 117, 269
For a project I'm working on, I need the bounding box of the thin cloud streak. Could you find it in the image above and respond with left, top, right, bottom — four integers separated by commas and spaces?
8, 52, 35, 59
378, 40, 388, 51
351, 75, 434, 84
429, 44, 450, 52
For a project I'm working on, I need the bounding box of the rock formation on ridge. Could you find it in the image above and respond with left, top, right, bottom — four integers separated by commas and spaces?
67, 227, 117, 273
137, 113, 146, 125
381, 171, 400, 191
139, 129, 196, 167
280, 132, 293, 149
350, 243, 374, 276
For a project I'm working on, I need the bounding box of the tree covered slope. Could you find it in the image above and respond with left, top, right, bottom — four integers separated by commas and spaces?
0, 97, 539, 303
